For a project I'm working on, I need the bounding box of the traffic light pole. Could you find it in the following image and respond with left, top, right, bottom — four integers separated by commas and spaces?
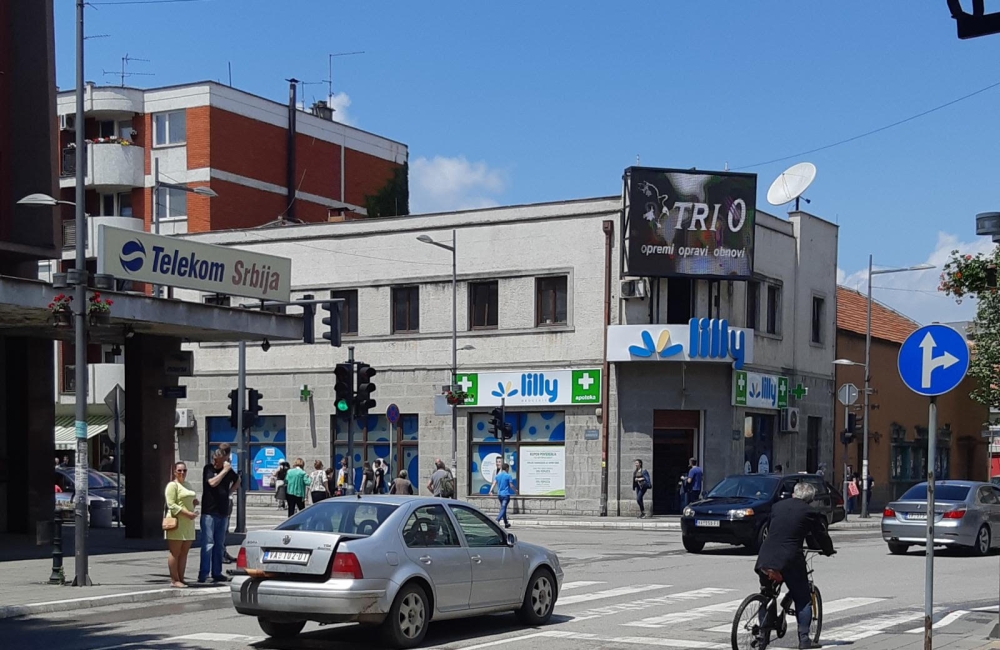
235, 341, 247, 534
346, 346, 355, 495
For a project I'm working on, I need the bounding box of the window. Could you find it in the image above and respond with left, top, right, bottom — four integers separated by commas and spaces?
536, 276, 567, 326
99, 192, 132, 217
666, 278, 693, 324
331, 290, 358, 336
101, 194, 115, 217
204, 294, 231, 307
206, 415, 286, 491
766, 284, 781, 335
469, 281, 498, 329
99, 120, 116, 138
118, 119, 133, 142
978, 486, 998, 505
118, 192, 132, 217
402, 505, 460, 548
334, 413, 419, 492
746, 281, 759, 329
156, 187, 188, 219
811, 297, 825, 344
470, 410, 565, 496
153, 110, 186, 146
278, 502, 398, 535
392, 286, 419, 333
450, 505, 506, 547
806, 416, 821, 474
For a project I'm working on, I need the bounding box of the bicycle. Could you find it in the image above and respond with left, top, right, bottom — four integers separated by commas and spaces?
730, 550, 825, 650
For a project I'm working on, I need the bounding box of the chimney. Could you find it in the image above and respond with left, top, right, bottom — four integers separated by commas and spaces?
310, 100, 334, 121
286, 78, 298, 221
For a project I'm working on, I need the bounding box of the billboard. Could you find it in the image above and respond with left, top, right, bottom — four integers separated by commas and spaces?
97, 226, 291, 301
624, 166, 756, 278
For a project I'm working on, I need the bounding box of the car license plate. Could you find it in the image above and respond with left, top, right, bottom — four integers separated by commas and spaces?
263, 550, 311, 563
907, 513, 927, 521
695, 520, 720, 527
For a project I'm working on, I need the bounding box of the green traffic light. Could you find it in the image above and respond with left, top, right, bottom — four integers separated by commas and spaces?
336, 399, 349, 412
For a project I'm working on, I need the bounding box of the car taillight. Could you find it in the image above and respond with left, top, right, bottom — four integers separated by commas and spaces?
236, 547, 247, 569
943, 509, 966, 519
331, 552, 363, 580
883, 507, 896, 518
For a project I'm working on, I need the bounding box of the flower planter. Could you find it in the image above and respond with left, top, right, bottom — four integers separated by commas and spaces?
52, 312, 72, 329
89, 311, 111, 327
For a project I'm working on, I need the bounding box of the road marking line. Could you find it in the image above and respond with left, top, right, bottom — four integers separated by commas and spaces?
568, 588, 732, 622
560, 581, 606, 591
22, 586, 227, 607
622, 597, 744, 628
974, 605, 999, 612
905, 610, 969, 633
430, 632, 549, 650
558, 584, 671, 606
703, 597, 887, 634
821, 610, 925, 642
536, 631, 727, 649
166, 633, 263, 642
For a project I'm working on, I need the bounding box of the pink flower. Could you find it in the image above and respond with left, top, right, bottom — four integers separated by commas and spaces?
106, 300, 113, 306
966, 255, 973, 261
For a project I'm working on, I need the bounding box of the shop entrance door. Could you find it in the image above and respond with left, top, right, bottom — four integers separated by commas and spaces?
652, 410, 699, 515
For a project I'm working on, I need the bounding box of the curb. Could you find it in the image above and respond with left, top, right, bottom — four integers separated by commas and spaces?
0, 585, 228, 620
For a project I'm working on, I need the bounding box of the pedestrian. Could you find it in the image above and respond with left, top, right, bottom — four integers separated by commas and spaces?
309, 460, 329, 505
164, 462, 198, 588
59, 456, 69, 468
816, 463, 826, 479
54, 456, 59, 468
100, 455, 114, 472
273, 461, 289, 509
325, 467, 336, 496
427, 459, 455, 498
633, 459, 652, 519
361, 462, 376, 495
284, 458, 309, 517
490, 463, 517, 528
847, 472, 860, 514
684, 458, 704, 507
198, 449, 237, 584
336, 458, 349, 496
374, 458, 387, 494
389, 469, 414, 495
217, 443, 238, 565
774, 464, 784, 475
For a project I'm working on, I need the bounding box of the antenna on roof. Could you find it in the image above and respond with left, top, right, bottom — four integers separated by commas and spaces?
766, 162, 816, 211
103, 53, 153, 87
325, 51, 365, 105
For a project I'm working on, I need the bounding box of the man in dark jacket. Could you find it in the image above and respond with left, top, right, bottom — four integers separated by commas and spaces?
755, 481, 835, 650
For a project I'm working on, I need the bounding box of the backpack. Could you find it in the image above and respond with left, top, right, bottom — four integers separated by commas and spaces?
439, 471, 456, 499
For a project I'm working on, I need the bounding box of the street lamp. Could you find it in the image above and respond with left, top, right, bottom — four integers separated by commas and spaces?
417, 231, 458, 485
17, 193, 77, 208
848, 257, 935, 518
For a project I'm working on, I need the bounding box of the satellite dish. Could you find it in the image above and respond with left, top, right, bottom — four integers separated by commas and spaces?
766, 162, 816, 210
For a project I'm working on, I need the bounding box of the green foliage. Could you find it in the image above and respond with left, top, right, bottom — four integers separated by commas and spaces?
940, 247, 1000, 409
364, 162, 409, 218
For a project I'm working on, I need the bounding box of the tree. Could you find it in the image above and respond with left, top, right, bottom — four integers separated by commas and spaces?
364, 162, 409, 218
940, 247, 1000, 411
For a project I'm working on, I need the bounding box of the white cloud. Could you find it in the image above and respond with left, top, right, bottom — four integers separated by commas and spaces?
327, 92, 354, 126
409, 155, 507, 214
838, 232, 996, 325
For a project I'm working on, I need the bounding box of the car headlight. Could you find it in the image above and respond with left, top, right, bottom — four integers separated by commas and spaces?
682, 507, 694, 518
728, 508, 755, 519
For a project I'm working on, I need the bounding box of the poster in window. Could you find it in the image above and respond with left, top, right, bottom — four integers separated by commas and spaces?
520, 446, 565, 496
252, 446, 286, 491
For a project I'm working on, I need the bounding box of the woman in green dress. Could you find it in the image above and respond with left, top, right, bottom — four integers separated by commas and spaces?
165, 461, 199, 588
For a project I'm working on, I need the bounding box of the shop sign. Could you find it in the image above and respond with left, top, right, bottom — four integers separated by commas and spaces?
520, 446, 566, 496
252, 445, 286, 491
453, 369, 601, 407
734, 370, 788, 409
606, 319, 753, 369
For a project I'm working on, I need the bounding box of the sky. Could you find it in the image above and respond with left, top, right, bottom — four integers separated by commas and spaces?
54, 0, 1000, 325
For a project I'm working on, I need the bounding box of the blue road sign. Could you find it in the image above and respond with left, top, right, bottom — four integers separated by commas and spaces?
386, 403, 400, 425
897, 324, 970, 397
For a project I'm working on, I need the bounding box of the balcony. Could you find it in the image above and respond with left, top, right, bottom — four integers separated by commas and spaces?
60, 142, 144, 190
62, 215, 144, 259
59, 362, 125, 406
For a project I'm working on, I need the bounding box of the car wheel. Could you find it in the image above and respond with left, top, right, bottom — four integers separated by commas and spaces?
682, 536, 705, 553
257, 618, 305, 639
382, 582, 429, 649
973, 525, 991, 557
887, 542, 909, 555
751, 524, 769, 554
517, 568, 556, 625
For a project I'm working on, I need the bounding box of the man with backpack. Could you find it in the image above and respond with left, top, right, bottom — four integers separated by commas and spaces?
427, 459, 456, 499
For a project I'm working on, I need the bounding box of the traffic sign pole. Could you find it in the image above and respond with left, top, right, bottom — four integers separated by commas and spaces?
925, 396, 936, 650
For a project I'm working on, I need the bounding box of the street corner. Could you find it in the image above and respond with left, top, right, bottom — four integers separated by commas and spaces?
0, 585, 228, 620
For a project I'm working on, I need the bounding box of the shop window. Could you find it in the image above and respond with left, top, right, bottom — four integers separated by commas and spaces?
666, 278, 694, 324
746, 281, 760, 329
334, 413, 418, 493
206, 415, 286, 491
766, 285, 781, 335
891, 442, 950, 482
469, 410, 565, 497
392, 286, 419, 333
331, 289, 358, 335
535, 276, 567, 326
469, 281, 498, 330
811, 296, 825, 344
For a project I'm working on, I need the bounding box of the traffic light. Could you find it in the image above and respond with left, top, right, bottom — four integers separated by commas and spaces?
227, 389, 239, 429
322, 301, 343, 347
301, 294, 315, 344
334, 363, 353, 414
488, 408, 503, 438
501, 420, 514, 441
847, 413, 857, 433
840, 430, 855, 445
247, 388, 263, 428
355, 363, 377, 417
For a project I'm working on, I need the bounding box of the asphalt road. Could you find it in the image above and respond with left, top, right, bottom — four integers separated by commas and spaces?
3, 526, 999, 650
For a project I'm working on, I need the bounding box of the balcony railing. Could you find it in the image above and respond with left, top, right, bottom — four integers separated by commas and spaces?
60, 147, 85, 177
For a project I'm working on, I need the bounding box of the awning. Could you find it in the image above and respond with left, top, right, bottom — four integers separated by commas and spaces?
54, 415, 112, 451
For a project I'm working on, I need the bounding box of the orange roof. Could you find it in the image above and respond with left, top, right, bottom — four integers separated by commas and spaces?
837, 286, 920, 345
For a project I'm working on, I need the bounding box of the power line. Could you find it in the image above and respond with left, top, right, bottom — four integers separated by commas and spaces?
89, 0, 211, 5
736, 79, 1000, 170
237, 230, 452, 268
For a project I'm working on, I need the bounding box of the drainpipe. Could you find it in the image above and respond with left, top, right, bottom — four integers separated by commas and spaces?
601, 219, 614, 517
286, 79, 298, 221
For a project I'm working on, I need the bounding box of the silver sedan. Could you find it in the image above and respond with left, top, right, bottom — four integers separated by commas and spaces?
881, 480, 1000, 556
231, 495, 563, 648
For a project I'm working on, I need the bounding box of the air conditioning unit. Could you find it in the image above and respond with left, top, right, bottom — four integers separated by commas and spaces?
620, 278, 648, 299
780, 407, 800, 433
175, 408, 195, 428
59, 114, 76, 131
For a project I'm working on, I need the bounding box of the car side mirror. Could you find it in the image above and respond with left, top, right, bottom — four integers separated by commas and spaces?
507, 533, 517, 546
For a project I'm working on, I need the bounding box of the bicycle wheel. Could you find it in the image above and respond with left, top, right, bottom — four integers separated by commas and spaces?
808, 585, 823, 644
731, 593, 772, 650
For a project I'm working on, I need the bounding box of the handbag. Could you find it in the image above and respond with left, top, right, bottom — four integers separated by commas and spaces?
162, 483, 178, 531
847, 481, 860, 498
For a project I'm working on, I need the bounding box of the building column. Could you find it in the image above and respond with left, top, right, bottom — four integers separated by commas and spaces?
124, 334, 181, 539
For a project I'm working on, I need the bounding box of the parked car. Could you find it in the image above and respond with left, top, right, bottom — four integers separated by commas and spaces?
882, 480, 1000, 556
231, 496, 563, 648
680, 473, 842, 553
55, 468, 124, 519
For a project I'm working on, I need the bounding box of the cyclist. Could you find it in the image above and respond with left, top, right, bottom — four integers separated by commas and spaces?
754, 481, 835, 650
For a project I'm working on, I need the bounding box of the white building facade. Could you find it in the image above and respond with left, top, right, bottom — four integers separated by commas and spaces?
175, 194, 838, 516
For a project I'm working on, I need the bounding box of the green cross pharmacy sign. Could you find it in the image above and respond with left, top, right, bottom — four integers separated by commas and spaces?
733, 370, 788, 410
453, 369, 601, 407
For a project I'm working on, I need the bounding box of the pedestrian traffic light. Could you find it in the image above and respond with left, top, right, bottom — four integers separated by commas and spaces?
334, 363, 353, 414
847, 413, 857, 433
321, 301, 343, 347
489, 408, 503, 438
247, 388, 263, 428
300, 294, 315, 344
355, 363, 377, 417
227, 389, 239, 429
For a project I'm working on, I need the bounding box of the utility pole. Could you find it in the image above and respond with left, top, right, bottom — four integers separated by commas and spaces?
346, 345, 355, 494
235, 342, 246, 534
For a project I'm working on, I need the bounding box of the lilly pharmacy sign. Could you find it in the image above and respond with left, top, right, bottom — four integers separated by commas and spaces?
453, 369, 601, 407
606, 319, 753, 369
97, 226, 291, 302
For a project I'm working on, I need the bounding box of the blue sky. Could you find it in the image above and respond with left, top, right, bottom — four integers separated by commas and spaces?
55, 1, 1000, 324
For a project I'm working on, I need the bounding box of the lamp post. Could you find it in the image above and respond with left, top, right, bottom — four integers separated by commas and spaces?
417, 231, 458, 484
152, 159, 218, 297
836, 258, 934, 518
